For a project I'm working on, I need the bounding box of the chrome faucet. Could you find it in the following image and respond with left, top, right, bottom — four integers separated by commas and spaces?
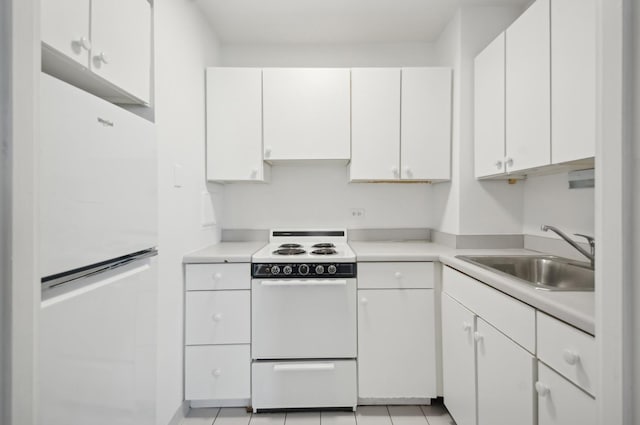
541, 225, 595, 268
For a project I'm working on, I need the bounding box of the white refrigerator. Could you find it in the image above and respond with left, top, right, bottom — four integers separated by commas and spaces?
39, 73, 157, 425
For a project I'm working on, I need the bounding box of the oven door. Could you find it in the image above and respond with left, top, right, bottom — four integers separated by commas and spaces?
251, 278, 357, 359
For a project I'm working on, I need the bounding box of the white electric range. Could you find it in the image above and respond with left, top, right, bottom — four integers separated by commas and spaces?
250, 230, 358, 412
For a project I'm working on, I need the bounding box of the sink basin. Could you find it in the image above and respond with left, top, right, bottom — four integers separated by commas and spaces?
455, 255, 594, 291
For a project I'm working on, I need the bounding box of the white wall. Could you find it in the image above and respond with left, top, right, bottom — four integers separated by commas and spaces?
432, 6, 524, 235
220, 42, 437, 231
154, 2, 222, 423
522, 173, 594, 237
222, 163, 432, 229
221, 42, 436, 67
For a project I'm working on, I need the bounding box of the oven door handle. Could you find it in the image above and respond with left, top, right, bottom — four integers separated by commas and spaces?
260, 279, 347, 286
273, 363, 336, 372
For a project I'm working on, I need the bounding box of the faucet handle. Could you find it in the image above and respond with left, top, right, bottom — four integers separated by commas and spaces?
574, 233, 595, 253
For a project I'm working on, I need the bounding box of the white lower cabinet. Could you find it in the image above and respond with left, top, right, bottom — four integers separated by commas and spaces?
185, 345, 250, 401
476, 318, 535, 425
357, 262, 436, 400
441, 294, 476, 425
184, 263, 251, 405
536, 362, 596, 425
442, 266, 596, 425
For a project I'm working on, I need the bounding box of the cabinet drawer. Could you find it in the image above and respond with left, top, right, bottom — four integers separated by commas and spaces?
537, 362, 595, 425
443, 267, 535, 353
185, 263, 250, 290
537, 312, 596, 396
185, 291, 250, 345
358, 262, 434, 289
185, 345, 250, 401
252, 360, 357, 409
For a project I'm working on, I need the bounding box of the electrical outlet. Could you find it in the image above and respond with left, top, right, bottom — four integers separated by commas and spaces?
350, 208, 365, 218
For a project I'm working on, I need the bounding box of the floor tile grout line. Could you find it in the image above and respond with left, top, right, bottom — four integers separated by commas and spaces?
419, 405, 432, 425
211, 407, 222, 425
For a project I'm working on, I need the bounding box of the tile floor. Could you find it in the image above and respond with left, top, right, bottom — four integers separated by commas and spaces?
182, 404, 455, 425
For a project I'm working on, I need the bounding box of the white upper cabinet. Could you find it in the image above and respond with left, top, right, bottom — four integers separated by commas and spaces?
262, 68, 350, 161
401, 67, 452, 181
41, 0, 151, 104
350, 67, 452, 182
551, 0, 596, 164
505, 0, 551, 173
206, 68, 268, 182
350, 68, 401, 181
41, 0, 91, 68
474, 33, 506, 178
90, 0, 151, 103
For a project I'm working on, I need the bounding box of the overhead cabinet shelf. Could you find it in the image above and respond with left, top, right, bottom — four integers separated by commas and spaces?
474, 0, 596, 179
205, 67, 453, 183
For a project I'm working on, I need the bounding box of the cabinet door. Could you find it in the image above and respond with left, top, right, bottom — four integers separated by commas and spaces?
537, 362, 596, 425
185, 291, 250, 345
505, 0, 551, 172
350, 68, 401, 181
474, 33, 506, 178
91, 0, 151, 103
263, 68, 350, 160
185, 345, 250, 401
476, 318, 535, 425
551, 0, 596, 164
357, 289, 436, 399
206, 68, 265, 182
441, 294, 477, 425
41, 0, 91, 67
400, 67, 451, 181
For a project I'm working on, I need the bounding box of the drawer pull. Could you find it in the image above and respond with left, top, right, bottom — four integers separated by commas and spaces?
360, 297, 368, 305
211, 368, 222, 377
462, 322, 472, 331
394, 272, 403, 279
562, 349, 581, 365
273, 363, 335, 372
212, 272, 222, 280
473, 332, 484, 342
535, 381, 550, 397
212, 313, 223, 322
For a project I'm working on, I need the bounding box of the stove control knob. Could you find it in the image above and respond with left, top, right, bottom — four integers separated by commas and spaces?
299, 264, 309, 275
271, 265, 280, 275
315, 265, 325, 275
327, 265, 337, 274
283, 265, 293, 275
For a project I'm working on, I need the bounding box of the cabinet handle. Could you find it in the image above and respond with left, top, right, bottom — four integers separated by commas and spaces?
264, 147, 272, 158
462, 322, 472, 331
211, 368, 222, 377
562, 349, 581, 365
212, 313, 223, 322
74, 36, 91, 51
404, 167, 413, 177
505, 157, 514, 167
391, 166, 399, 177
212, 272, 222, 280
251, 169, 258, 179
494, 160, 503, 169
473, 331, 483, 342
535, 381, 550, 397
394, 271, 403, 279
95, 52, 109, 64
360, 297, 368, 305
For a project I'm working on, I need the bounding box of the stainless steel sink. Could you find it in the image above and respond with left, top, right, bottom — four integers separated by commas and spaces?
455, 255, 594, 291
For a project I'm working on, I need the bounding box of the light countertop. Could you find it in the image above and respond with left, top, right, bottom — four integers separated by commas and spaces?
350, 241, 595, 335
183, 241, 266, 263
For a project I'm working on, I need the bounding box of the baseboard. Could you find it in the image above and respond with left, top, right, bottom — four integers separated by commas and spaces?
166, 400, 189, 425
190, 399, 252, 409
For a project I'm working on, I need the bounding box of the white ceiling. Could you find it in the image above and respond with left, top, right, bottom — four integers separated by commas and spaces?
195, 0, 529, 45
